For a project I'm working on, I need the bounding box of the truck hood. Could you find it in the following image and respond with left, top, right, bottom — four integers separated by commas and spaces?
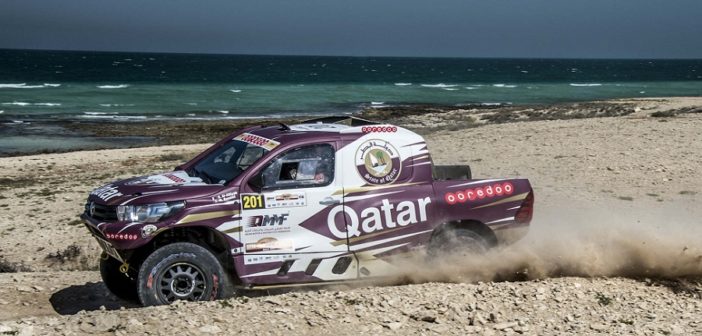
88, 170, 223, 205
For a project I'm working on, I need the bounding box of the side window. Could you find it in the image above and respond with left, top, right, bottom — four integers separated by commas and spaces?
261, 144, 335, 189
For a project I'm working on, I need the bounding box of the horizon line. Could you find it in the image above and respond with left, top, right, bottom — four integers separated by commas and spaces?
2, 47, 702, 61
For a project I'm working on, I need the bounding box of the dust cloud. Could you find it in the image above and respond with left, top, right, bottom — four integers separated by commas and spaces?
389, 199, 702, 285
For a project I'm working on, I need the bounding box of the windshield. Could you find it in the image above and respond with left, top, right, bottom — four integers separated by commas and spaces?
188, 140, 268, 184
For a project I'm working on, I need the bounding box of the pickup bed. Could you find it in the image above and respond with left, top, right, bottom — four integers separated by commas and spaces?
82, 116, 533, 306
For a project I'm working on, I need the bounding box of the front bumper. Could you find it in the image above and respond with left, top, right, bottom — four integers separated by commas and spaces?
81, 212, 152, 260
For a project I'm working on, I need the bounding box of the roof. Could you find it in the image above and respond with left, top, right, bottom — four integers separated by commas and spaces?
237, 117, 420, 149
289, 123, 351, 132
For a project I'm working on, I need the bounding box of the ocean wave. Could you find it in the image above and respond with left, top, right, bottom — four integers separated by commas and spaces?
493, 84, 517, 88
83, 111, 120, 115
394, 83, 412, 86
97, 84, 130, 89
81, 115, 146, 120
442, 88, 459, 91
0, 83, 61, 89
229, 89, 242, 93
481, 102, 512, 106
465, 86, 479, 90
2, 102, 30, 106
99, 103, 135, 107
420, 83, 458, 88
569, 83, 603, 87
215, 110, 229, 114
2, 102, 61, 107
369, 101, 388, 108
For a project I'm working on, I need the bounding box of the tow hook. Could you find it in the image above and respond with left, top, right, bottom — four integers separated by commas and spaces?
119, 262, 130, 274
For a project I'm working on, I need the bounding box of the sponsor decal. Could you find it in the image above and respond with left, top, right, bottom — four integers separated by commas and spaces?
355, 139, 402, 185
361, 126, 398, 133
124, 171, 203, 186
105, 233, 139, 240
242, 194, 266, 209
213, 191, 238, 203
245, 253, 294, 265
245, 237, 294, 253
247, 213, 289, 227
141, 224, 158, 238
234, 133, 280, 151
265, 192, 307, 208
90, 184, 123, 202
327, 197, 431, 239
163, 173, 187, 184
444, 182, 514, 205
244, 213, 291, 236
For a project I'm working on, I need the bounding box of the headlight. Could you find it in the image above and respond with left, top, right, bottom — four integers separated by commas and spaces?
116, 201, 185, 223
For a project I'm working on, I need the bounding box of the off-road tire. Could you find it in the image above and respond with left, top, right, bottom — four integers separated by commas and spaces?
99, 253, 138, 302
137, 242, 234, 306
427, 227, 490, 259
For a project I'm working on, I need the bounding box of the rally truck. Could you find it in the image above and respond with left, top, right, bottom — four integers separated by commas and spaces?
81, 116, 533, 306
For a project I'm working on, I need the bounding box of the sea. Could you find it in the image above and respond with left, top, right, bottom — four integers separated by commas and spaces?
1, 49, 701, 154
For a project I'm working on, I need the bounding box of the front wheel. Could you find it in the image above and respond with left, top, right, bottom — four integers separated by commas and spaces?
137, 242, 233, 306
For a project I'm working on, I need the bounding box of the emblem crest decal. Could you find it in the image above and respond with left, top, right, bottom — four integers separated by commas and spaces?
355, 139, 401, 185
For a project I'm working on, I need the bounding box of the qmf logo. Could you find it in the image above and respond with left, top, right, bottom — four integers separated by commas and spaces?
247, 213, 289, 227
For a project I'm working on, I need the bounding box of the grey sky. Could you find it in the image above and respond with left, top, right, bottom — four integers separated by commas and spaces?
1, 0, 701, 58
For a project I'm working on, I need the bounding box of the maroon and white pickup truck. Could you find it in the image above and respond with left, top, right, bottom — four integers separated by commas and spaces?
82, 116, 533, 306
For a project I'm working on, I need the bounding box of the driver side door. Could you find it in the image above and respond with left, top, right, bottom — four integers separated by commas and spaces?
238, 142, 358, 285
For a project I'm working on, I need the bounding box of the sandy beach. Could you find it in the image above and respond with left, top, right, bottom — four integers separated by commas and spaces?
0, 97, 701, 334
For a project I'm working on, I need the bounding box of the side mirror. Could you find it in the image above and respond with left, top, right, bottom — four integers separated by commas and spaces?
248, 173, 264, 191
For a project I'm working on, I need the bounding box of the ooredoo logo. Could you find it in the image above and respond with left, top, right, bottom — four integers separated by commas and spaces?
355, 139, 401, 185
445, 182, 514, 205
361, 126, 398, 133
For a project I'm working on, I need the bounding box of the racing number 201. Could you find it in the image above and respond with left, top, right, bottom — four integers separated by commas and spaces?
242, 195, 265, 209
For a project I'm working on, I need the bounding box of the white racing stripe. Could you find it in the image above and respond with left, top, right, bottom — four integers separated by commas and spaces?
352, 229, 432, 251
448, 179, 505, 188
485, 216, 515, 225
407, 162, 432, 167
188, 200, 239, 209
343, 190, 404, 202
120, 189, 178, 205
356, 243, 409, 260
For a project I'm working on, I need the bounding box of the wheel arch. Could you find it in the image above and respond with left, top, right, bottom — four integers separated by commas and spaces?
431, 219, 498, 247
130, 225, 239, 283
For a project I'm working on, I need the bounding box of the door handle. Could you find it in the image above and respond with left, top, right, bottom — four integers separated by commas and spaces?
319, 197, 341, 205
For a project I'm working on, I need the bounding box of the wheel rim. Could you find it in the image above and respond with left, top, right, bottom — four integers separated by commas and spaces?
158, 262, 207, 302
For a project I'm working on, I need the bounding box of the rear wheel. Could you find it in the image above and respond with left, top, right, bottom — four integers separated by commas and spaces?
99, 253, 138, 302
427, 227, 490, 258
137, 242, 234, 306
